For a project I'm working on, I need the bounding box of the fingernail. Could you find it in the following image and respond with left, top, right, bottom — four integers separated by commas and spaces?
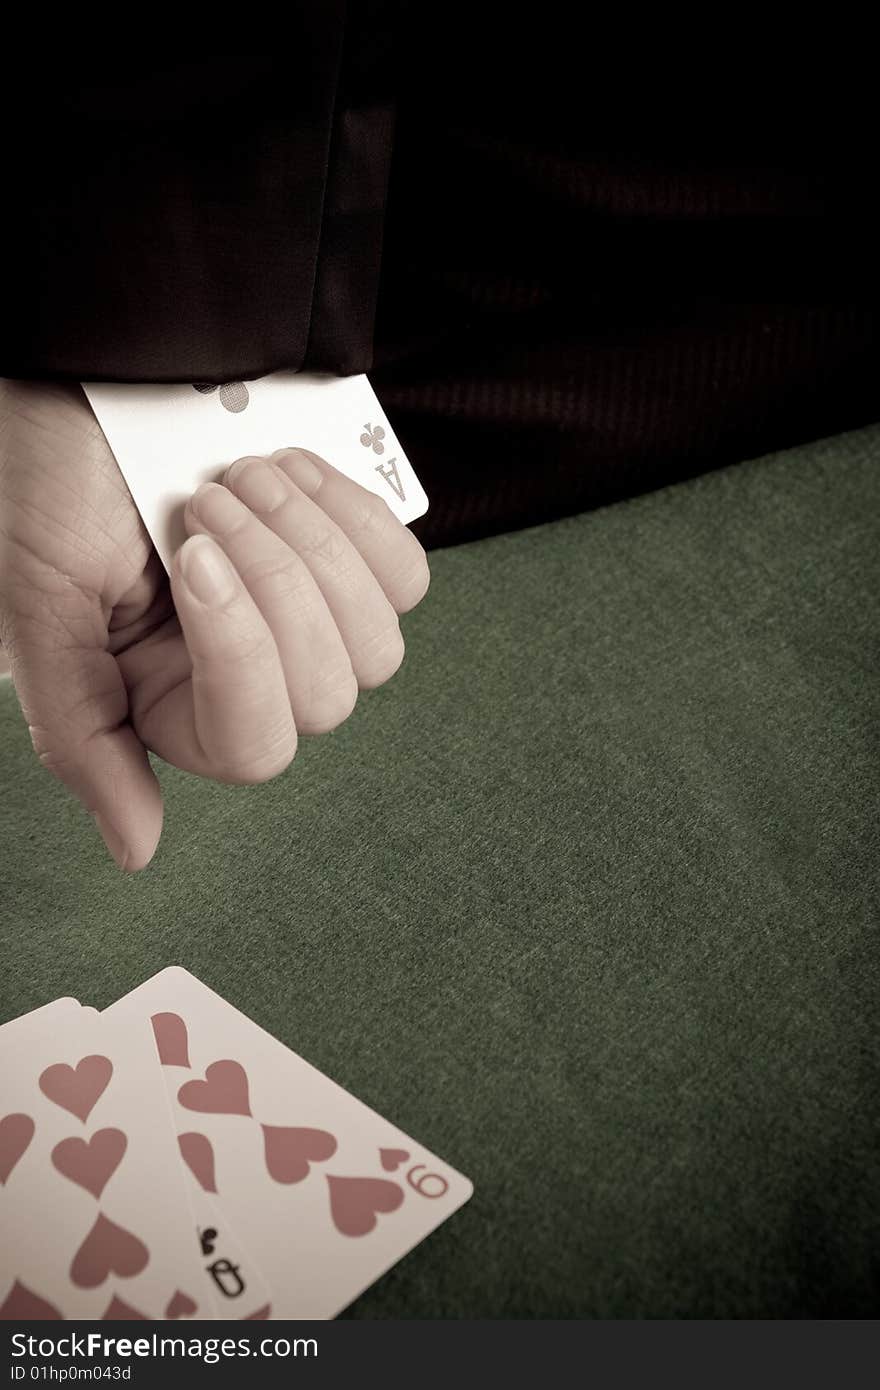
276, 449, 323, 496
93, 813, 131, 872
233, 461, 289, 513
225, 455, 256, 487
190, 482, 243, 534
181, 535, 238, 605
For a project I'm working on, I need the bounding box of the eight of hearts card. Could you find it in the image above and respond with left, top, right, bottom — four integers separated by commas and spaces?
0, 1004, 213, 1321
105, 968, 474, 1319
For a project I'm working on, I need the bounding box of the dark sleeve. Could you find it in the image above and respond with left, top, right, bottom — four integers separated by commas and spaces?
1, 9, 396, 384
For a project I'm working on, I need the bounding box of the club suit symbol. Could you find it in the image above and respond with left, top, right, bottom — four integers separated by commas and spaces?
360, 422, 385, 454
193, 382, 250, 414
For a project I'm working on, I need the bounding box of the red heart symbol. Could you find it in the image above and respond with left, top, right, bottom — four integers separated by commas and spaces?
151, 1013, 190, 1068
102, 1296, 148, 1320
379, 1147, 410, 1173
70, 1214, 149, 1288
165, 1290, 198, 1319
52, 1128, 127, 1199
262, 1125, 337, 1184
243, 1304, 272, 1319
178, 1060, 251, 1117
0, 1113, 35, 1184
327, 1175, 404, 1237
178, 1133, 217, 1193
39, 1056, 113, 1123
0, 1280, 62, 1320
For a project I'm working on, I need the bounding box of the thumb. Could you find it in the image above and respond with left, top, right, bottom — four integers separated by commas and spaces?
7, 599, 163, 871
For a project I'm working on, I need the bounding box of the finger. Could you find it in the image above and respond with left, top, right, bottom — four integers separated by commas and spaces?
185, 483, 357, 735
223, 456, 405, 690
269, 449, 430, 613
6, 599, 163, 872
169, 534, 297, 782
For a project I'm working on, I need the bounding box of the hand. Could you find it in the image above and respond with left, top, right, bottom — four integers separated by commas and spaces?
0, 380, 430, 871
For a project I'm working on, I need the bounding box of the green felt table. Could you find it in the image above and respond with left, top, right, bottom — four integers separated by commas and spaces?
2, 425, 879, 1318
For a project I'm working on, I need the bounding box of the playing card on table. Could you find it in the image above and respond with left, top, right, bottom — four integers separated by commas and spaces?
0, 1004, 211, 1321
105, 967, 473, 1319
82, 372, 429, 573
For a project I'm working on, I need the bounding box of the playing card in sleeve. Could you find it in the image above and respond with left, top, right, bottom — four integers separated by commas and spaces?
105, 968, 473, 1319
81, 372, 429, 574
0, 1004, 211, 1320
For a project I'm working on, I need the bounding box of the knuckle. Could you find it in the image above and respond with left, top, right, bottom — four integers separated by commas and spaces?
298, 668, 359, 735
215, 726, 298, 785
393, 555, 431, 612
32, 738, 71, 779
297, 522, 349, 568
30, 731, 89, 788
239, 555, 311, 607
354, 623, 405, 689
353, 491, 394, 540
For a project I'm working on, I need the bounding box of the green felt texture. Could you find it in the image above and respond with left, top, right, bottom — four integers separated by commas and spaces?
2, 425, 879, 1318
